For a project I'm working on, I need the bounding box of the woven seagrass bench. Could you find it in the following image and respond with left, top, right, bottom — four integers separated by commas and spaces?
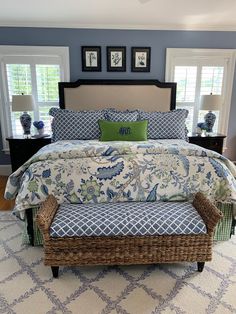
36, 192, 222, 278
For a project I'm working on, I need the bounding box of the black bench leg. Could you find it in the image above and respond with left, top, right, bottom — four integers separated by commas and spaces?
197, 262, 205, 272
51, 266, 59, 278
26, 209, 34, 246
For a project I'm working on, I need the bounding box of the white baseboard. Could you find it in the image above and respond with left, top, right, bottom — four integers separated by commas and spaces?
0, 165, 12, 176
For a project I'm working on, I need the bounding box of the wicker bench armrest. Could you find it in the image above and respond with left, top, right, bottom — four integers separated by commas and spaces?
193, 192, 223, 233
36, 195, 58, 234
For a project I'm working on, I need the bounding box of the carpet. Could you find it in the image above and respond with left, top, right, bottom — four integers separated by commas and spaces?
0, 213, 236, 314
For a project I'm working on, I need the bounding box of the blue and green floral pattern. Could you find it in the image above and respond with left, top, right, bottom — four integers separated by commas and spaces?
5, 139, 236, 217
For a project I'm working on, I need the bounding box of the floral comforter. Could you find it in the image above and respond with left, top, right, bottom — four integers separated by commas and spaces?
5, 139, 236, 217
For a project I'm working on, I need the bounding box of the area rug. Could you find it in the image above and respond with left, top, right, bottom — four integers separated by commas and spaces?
0, 212, 236, 314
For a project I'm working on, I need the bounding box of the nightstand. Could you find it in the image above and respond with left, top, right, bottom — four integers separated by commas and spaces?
6, 136, 51, 172
188, 133, 226, 154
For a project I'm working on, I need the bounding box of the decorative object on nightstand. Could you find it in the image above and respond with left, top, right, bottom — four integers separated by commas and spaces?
12, 94, 35, 138
196, 122, 207, 135
33, 120, 45, 136
6, 136, 51, 172
188, 133, 226, 154
200, 94, 222, 133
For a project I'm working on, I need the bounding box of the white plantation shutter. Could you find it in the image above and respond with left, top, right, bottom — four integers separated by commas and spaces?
198, 66, 224, 131
6, 64, 33, 135
166, 49, 235, 136
200, 66, 224, 96
174, 62, 224, 133
174, 65, 224, 132
36, 64, 61, 133
5, 63, 61, 135
175, 66, 197, 102
0, 46, 69, 151
6, 64, 32, 100
174, 66, 197, 131
36, 64, 60, 102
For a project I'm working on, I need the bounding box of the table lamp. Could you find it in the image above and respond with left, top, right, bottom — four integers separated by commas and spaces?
200, 93, 222, 133
12, 94, 35, 138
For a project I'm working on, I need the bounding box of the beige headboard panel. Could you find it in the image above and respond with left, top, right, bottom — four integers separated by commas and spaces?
59, 79, 176, 112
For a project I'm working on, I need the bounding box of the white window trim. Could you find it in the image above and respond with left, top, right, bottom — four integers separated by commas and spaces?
165, 48, 236, 137
0, 45, 70, 152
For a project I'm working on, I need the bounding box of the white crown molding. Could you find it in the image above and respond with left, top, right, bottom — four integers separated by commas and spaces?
1, 22, 236, 31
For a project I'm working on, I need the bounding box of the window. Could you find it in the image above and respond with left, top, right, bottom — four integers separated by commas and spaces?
0, 46, 69, 151
165, 49, 236, 136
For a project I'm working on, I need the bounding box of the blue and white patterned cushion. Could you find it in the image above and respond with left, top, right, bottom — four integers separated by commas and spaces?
50, 201, 207, 238
139, 109, 188, 140
49, 108, 105, 142
105, 109, 140, 122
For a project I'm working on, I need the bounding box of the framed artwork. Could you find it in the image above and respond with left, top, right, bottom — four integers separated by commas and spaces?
131, 47, 151, 72
107, 46, 126, 72
81, 46, 101, 72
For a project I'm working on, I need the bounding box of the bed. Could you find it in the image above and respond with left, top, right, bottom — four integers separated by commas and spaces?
5, 79, 236, 245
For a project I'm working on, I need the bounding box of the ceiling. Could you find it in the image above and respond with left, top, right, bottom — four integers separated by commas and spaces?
1, 0, 236, 31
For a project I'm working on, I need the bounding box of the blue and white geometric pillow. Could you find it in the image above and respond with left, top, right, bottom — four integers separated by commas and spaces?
49, 108, 106, 142
49, 107, 63, 117
139, 109, 189, 140
105, 109, 140, 122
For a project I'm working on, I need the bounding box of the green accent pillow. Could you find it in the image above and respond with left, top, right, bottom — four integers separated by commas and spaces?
99, 120, 148, 141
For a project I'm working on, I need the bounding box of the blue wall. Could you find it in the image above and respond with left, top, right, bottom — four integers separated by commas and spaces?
0, 27, 236, 164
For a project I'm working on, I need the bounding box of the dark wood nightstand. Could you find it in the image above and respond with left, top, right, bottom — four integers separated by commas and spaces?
6, 136, 51, 172
188, 133, 226, 154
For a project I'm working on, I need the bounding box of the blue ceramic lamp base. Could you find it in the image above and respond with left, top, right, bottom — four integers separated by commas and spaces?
204, 111, 216, 133
20, 112, 32, 137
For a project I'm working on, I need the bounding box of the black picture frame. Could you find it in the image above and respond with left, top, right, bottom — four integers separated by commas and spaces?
81, 46, 101, 72
131, 47, 151, 72
106, 46, 126, 72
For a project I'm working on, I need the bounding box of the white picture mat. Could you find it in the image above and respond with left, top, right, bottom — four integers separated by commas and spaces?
135, 52, 147, 67
110, 51, 123, 67
85, 51, 98, 67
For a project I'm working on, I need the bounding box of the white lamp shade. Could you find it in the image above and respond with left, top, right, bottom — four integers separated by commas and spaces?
12, 95, 35, 112
200, 94, 222, 111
